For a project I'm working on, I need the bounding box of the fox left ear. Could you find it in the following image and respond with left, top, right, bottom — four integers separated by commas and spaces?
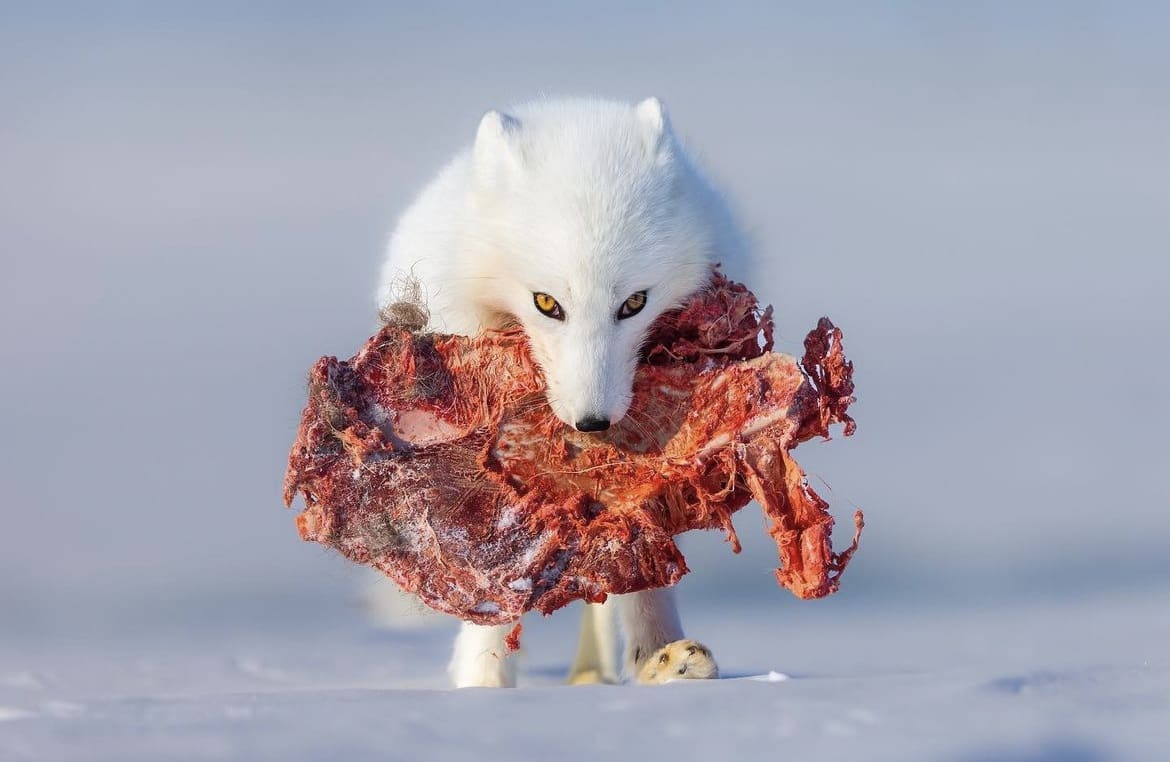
635, 96, 672, 155
473, 109, 523, 189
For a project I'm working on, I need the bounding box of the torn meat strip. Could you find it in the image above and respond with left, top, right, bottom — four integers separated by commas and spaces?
283, 274, 863, 625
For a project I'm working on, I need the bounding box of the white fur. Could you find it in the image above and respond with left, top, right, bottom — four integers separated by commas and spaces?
567, 599, 621, 685
377, 96, 747, 687
448, 623, 516, 688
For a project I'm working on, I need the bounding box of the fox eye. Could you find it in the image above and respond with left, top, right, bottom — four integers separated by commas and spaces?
533, 292, 565, 320
617, 290, 647, 320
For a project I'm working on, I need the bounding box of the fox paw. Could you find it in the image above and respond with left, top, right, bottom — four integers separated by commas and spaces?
635, 639, 719, 684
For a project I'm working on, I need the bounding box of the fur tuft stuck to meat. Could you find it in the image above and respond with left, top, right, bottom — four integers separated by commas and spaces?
284, 273, 863, 624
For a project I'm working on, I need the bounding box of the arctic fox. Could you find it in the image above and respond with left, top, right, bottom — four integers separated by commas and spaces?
377, 96, 748, 688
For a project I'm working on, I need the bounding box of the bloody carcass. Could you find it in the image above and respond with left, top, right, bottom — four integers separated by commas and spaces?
283, 273, 863, 625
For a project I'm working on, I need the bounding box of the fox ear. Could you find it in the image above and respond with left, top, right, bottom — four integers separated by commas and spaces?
473, 109, 522, 186
635, 96, 672, 154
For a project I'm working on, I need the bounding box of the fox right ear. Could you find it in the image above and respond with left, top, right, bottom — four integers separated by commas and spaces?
635, 96, 672, 156
473, 109, 522, 186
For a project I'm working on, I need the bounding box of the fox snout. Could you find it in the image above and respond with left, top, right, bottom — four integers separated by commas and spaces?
540, 338, 637, 434
551, 380, 633, 434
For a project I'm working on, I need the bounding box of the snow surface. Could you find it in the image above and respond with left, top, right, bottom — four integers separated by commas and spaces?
2, 4, 1169, 762
3, 590, 1168, 761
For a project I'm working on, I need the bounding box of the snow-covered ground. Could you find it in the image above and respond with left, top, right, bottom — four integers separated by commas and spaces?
2, 4, 1168, 761
3, 590, 1168, 761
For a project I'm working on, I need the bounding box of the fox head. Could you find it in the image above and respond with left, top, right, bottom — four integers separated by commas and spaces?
462, 97, 745, 432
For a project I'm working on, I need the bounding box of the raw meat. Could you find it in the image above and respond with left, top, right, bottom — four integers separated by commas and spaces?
283, 274, 863, 625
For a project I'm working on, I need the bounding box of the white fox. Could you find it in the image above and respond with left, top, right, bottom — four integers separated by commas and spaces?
377, 96, 748, 688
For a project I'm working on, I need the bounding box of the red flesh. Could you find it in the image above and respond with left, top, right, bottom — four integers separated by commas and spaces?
284, 274, 862, 625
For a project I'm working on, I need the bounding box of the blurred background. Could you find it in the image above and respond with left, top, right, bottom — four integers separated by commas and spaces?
2, 2, 1167, 649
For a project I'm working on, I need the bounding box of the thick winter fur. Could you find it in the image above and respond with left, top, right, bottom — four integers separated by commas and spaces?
377, 96, 747, 687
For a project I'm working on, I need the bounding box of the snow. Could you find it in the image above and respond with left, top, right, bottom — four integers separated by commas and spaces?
471, 601, 501, 615
2, 590, 1168, 761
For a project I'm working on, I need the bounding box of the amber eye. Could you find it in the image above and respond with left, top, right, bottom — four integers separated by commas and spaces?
533, 292, 564, 320
617, 290, 647, 320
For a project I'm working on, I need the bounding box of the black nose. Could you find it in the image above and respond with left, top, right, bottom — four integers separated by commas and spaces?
575, 416, 611, 432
